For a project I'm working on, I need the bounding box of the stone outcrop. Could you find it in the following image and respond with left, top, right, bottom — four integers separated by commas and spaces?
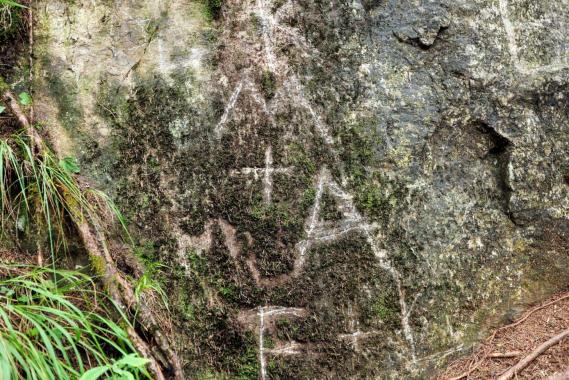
35, 0, 569, 378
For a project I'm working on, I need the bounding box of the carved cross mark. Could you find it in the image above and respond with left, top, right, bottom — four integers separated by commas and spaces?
230, 146, 293, 204
238, 306, 308, 380
337, 304, 381, 352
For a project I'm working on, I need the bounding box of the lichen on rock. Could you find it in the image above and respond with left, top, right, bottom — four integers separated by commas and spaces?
34, 0, 569, 378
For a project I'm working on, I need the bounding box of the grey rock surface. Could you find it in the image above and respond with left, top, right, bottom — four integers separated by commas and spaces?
36, 0, 569, 378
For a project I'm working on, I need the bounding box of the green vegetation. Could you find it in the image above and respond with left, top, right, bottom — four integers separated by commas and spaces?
249, 12, 261, 31
0, 87, 171, 377
132, 242, 169, 306
0, 0, 24, 7
0, 133, 128, 259
251, 202, 295, 228
134, 272, 168, 307
0, 265, 151, 380
261, 70, 277, 99
287, 143, 317, 176
372, 296, 396, 323
0, 85, 162, 377
0, 0, 24, 41
17, 91, 30, 105
234, 347, 260, 380
301, 187, 316, 212
355, 183, 383, 215
320, 190, 343, 221
203, 0, 222, 21
260, 70, 276, 100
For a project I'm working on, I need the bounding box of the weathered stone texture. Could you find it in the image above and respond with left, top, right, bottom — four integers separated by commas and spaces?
36, 0, 569, 378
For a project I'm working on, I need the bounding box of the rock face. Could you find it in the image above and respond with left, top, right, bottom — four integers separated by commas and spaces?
36, 0, 569, 378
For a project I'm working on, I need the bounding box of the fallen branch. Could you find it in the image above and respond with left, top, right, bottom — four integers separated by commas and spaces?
1, 79, 183, 379
497, 328, 569, 380
488, 351, 521, 359
445, 291, 569, 380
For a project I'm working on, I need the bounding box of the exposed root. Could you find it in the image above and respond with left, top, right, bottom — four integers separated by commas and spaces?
126, 326, 166, 380
444, 291, 569, 380
497, 329, 569, 380
78, 222, 184, 380
0, 78, 42, 150
27, 0, 33, 124
1, 81, 183, 380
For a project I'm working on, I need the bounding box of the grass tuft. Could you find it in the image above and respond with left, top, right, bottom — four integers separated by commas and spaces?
0, 264, 151, 380
203, 0, 222, 21
0, 0, 25, 41
0, 133, 130, 260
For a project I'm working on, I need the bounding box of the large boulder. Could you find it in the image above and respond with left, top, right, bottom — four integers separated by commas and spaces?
35, 0, 569, 377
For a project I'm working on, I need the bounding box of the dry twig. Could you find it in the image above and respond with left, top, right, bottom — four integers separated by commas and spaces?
445, 292, 569, 380
487, 351, 522, 359
497, 328, 569, 380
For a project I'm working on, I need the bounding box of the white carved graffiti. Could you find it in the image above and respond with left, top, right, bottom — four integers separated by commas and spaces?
338, 330, 382, 352
205, 0, 419, 373
238, 306, 308, 380
214, 80, 244, 137
337, 304, 381, 352
230, 146, 293, 204
233, 167, 416, 360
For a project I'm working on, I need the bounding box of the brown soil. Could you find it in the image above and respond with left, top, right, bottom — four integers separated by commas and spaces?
0, 248, 35, 265
438, 292, 569, 380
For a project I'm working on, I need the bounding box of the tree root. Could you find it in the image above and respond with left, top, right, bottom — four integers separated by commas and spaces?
446, 292, 569, 380
497, 328, 569, 380
0, 79, 42, 151
1, 81, 183, 380
78, 222, 183, 380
